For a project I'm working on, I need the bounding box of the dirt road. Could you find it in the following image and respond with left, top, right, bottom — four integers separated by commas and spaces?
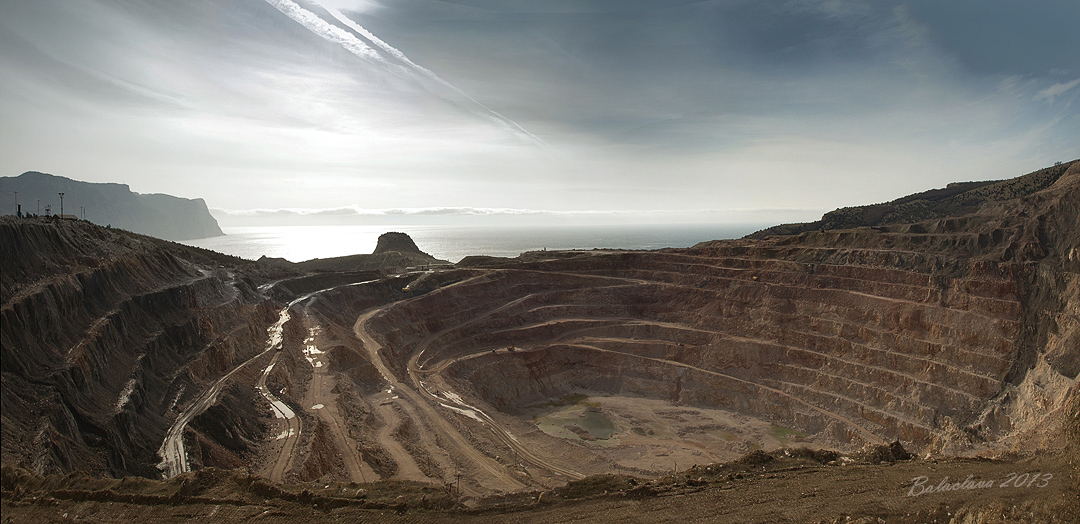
371, 387, 431, 482
300, 323, 377, 483
255, 351, 301, 482
408, 348, 585, 480
158, 304, 291, 478
393, 269, 887, 481
161, 282, 366, 480
354, 309, 527, 494
567, 340, 887, 445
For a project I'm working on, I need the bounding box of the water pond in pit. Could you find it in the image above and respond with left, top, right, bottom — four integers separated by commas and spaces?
530, 396, 620, 446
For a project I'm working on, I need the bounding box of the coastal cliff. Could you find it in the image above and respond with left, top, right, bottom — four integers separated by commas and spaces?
0, 172, 224, 241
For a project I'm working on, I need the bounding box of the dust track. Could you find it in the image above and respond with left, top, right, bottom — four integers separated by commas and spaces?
300, 321, 376, 483
354, 308, 528, 494
256, 352, 301, 483
159, 303, 293, 478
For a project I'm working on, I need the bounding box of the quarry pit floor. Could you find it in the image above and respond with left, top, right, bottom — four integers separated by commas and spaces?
238, 267, 907, 497
520, 394, 823, 474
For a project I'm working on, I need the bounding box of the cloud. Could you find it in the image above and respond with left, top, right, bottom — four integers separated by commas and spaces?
265, 0, 544, 145
211, 205, 825, 224
215, 205, 557, 217
264, 0, 383, 62
1034, 78, 1080, 102
311, 0, 441, 79
314, 0, 382, 13
2, 0, 1077, 219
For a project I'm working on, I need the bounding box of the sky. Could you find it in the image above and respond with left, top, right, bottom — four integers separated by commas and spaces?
1, 0, 1078, 227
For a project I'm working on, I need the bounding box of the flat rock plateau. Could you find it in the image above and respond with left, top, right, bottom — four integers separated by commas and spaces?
2, 161, 1078, 523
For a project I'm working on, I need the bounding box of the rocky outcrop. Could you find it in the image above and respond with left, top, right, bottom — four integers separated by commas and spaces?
0, 172, 224, 241
373, 232, 428, 256
286, 232, 449, 272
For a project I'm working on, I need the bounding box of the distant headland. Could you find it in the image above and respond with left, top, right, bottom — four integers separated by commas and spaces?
0, 171, 223, 241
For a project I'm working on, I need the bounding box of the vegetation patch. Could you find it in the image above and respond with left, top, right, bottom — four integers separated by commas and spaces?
770, 424, 808, 441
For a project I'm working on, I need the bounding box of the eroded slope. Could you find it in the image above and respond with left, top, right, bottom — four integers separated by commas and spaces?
1, 217, 286, 477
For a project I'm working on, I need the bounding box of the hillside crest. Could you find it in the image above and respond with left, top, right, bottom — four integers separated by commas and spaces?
748, 160, 1078, 238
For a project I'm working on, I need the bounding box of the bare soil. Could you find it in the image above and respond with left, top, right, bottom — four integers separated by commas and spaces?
524, 394, 833, 476
3, 450, 1075, 523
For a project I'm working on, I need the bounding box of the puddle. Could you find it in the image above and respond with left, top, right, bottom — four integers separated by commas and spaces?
441, 403, 484, 422
302, 326, 323, 368
531, 396, 620, 445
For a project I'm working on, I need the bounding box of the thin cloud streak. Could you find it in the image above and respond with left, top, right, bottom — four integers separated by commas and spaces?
265, 0, 545, 146
1034, 78, 1080, 103
313, 0, 547, 146
212, 205, 824, 222
217, 205, 557, 217
264, 0, 383, 62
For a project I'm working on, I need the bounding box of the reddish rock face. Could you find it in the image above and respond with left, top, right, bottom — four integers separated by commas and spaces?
365, 162, 1080, 455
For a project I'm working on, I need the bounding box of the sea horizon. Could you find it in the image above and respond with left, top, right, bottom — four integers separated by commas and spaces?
179, 223, 766, 264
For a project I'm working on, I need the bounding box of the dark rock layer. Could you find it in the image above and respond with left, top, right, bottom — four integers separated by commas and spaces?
373, 232, 426, 256
0, 217, 283, 477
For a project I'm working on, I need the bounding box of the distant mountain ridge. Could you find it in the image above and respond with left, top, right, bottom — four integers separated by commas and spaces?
748, 160, 1078, 238
0, 172, 223, 241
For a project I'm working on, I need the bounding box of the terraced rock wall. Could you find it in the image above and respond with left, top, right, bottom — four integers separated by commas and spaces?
1, 218, 280, 477
365, 164, 1079, 454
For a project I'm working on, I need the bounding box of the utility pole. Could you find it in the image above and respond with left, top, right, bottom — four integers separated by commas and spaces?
58, 192, 64, 217
36, 199, 40, 215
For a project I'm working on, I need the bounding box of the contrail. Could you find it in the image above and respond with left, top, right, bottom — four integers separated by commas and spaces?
311, 0, 437, 80
311, 0, 546, 145
264, 0, 385, 63
263, 0, 545, 146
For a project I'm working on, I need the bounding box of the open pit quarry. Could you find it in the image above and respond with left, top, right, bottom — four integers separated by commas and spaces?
2, 162, 1078, 523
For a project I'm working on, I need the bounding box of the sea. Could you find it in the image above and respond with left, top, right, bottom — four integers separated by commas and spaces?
179, 224, 764, 264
